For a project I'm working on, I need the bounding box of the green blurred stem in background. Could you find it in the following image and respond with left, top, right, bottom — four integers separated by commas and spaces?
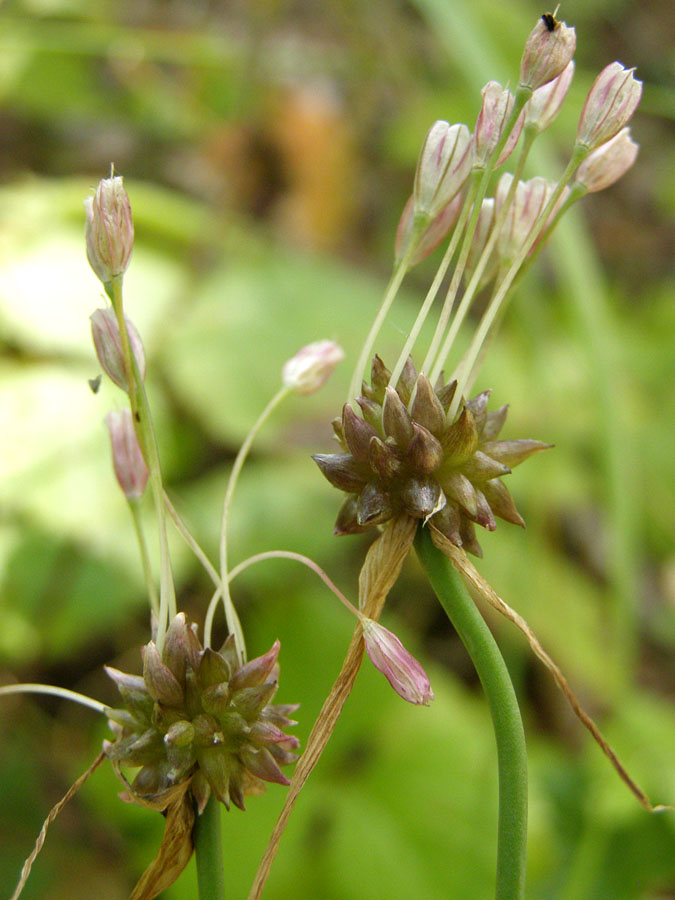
415, 528, 528, 900
194, 796, 226, 900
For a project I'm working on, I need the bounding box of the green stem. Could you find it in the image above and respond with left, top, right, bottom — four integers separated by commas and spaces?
414, 528, 527, 900
129, 498, 159, 619
194, 797, 226, 900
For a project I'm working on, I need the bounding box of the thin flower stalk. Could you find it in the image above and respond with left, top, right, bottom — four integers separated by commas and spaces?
388, 170, 481, 391
347, 245, 416, 405
428, 125, 538, 388
0, 683, 108, 714
129, 499, 160, 618
213, 385, 291, 656
109, 275, 176, 651
420, 87, 531, 379
448, 144, 589, 419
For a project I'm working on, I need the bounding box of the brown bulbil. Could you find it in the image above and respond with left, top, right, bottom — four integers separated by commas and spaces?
104, 614, 298, 813
314, 356, 550, 555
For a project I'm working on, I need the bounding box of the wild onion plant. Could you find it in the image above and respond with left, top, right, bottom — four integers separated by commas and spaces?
1, 11, 670, 900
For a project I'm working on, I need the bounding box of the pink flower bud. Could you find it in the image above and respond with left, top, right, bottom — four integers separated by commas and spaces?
105, 409, 148, 500
525, 61, 575, 132
576, 62, 642, 151
496, 174, 554, 262
84, 174, 134, 284
90, 307, 146, 392
519, 14, 576, 91
474, 83, 523, 168
361, 618, 434, 706
413, 121, 473, 219
395, 191, 464, 266
575, 127, 639, 193
282, 340, 344, 395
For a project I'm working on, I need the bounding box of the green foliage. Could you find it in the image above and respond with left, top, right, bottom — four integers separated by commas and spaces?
1, 0, 673, 898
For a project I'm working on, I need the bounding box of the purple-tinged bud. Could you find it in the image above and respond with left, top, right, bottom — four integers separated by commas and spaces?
413, 121, 473, 220
395, 191, 463, 266
519, 14, 576, 91
105, 409, 148, 500
474, 83, 521, 168
282, 340, 344, 395
576, 62, 642, 151
361, 618, 434, 706
84, 174, 134, 285
525, 61, 575, 132
495, 174, 554, 262
575, 127, 639, 193
90, 308, 146, 392
142, 641, 184, 707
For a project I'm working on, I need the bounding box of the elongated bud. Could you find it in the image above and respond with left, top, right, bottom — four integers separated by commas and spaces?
395, 191, 463, 266
282, 340, 344, 395
474, 83, 522, 168
361, 618, 434, 706
413, 121, 473, 220
91, 308, 146, 391
525, 61, 575, 132
105, 409, 148, 500
496, 174, 554, 262
574, 127, 639, 193
84, 173, 134, 285
519, 14, 576, 91
576, 62, 642, 151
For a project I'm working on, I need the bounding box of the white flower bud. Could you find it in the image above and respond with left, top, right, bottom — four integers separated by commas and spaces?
577, 62, 642, 150
413, 121, 473, 219
282, 340, 344, 395
525, 61, 575, 132
575, 127, 639, 193
84, 174, 134, 285
105, 409, 148, 500
519, 14, 576, 91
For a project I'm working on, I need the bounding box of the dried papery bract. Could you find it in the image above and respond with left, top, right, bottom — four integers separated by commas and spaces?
361, 618, 434, 705
91, 307, 146, 391
519, 14, 576, 91
577, 62, 642, 151
282, 340, 344, 395
575, 127, 639, 192
105, 409, 149, 500
525, 61, 575, 132
413, 121, 473, 220
84, 174, 134, 286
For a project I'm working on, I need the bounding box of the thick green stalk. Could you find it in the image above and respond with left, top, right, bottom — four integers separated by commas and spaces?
194, 797, 226, 900
414, 528, 527, 900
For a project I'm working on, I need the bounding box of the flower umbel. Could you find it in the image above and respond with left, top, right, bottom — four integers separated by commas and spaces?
104, 614, 299, 813
314, 356, 550, 556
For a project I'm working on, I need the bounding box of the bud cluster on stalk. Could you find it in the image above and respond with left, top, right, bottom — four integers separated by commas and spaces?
104, 614, 299, 812
394, 16, 641, 280
314, 357, 550, 557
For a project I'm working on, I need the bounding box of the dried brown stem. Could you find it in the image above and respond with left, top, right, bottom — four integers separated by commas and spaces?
10, 752, 106, 900
248, 515, 418, 900
429, 524, 671, 813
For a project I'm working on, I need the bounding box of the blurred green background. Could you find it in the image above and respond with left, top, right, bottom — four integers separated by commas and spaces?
0, 0, 673, 898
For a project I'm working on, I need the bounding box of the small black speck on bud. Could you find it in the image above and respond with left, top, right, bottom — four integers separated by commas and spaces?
541, 12, 558, 32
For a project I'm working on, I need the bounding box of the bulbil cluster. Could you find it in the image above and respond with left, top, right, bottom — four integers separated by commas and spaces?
314, 357, 550, 556
104, 614, 299, 812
